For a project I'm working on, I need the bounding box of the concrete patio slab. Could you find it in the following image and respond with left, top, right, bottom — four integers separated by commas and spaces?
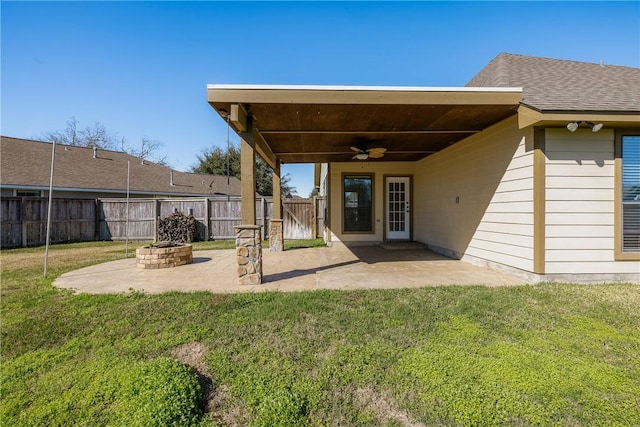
54, 244, 527, 294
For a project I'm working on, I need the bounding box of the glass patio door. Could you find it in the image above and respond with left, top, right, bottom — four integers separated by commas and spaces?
386, 177, 410, 240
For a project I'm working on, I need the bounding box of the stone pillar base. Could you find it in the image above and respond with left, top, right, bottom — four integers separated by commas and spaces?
269, 219, 284, 252
235, 225, 262, 285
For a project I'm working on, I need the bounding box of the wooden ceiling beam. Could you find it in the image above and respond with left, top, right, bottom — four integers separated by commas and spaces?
272, 150, 438, 155
231, 103, 278, 170
230, 104, 247, 132
253, 129, 278, 170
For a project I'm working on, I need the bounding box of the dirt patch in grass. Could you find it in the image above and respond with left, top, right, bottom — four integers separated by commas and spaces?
172, 342, 210, 377
171, 342, 249, 426
354, 385, 425, 427
208, 384, 251, 427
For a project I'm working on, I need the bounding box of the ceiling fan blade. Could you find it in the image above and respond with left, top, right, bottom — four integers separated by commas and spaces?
368, 151, 385, 158
350, 146, 363, 153
367, 147, 387, 154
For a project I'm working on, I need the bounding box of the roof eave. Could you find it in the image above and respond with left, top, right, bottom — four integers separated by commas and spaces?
0, 184, 229, 198
518, 104, 640, 129
207, 84, 523, 110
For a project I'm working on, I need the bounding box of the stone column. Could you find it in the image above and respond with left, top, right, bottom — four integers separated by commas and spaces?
235, 225, 262, 285
269, 219, 283, 252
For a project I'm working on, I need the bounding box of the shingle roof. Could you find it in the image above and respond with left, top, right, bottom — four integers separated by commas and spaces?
466, 53, 640, 112
0, 136, 241, 196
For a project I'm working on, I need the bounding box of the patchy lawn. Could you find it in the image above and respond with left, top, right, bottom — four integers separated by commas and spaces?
1, 242, 639, 426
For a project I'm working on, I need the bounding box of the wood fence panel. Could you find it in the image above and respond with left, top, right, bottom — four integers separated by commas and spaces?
23, 198, 46, 246
99, 199, 155, 241
1, 198, 96, 247
159, 199, 208, 241
208, 197, 241, 239
257, 197, 269, 240
265, 199, 274, 219
283, 199, 315, 239
0, 198, 23, 248
49, 199, 95, 244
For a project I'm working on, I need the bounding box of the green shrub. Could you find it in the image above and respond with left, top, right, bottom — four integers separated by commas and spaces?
2, 354, 203, 427
253, 387, 308, 427
115, 357, 203, 427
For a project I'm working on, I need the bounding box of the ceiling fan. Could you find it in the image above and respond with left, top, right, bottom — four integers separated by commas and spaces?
350, 145, 387, 160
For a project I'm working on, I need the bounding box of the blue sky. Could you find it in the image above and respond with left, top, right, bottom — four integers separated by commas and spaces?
2, 1, 639, 197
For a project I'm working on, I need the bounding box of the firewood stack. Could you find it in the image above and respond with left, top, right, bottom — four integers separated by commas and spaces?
157, 211, 198, 243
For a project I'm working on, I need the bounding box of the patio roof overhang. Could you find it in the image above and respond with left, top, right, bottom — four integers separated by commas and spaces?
207, 85, 523, 166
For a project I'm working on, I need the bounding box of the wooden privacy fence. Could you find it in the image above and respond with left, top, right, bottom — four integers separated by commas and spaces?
1, 197, 97, 248
1, 196, 326, 248
100, 197, 326, 241
99, 197, 269, 241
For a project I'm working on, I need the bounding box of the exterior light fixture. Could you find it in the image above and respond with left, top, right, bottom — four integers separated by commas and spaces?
567, 122, 580, 132
587, 122, 603, 132
566, 121, 604, 132
354, 152, 369, 160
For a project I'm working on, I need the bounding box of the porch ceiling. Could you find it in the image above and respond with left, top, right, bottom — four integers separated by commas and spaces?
208, 85, 522, 163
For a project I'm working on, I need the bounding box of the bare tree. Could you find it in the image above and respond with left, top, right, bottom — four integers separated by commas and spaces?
39, 117, 167, 165
40, 117, 124, 149
121, 137, 168, 165
81, 122, 117, 149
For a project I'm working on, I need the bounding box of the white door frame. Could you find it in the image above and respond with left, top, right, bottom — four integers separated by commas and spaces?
385, 176, 411, 241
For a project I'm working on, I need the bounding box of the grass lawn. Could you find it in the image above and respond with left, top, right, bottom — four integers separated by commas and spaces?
1, 241, 639, 426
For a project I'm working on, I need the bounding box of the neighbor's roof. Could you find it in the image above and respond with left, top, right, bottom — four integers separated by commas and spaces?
0, 136, 241, 197
467, 53, 640, 113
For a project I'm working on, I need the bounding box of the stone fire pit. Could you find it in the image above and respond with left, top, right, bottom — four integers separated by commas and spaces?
136, 242, 193, 269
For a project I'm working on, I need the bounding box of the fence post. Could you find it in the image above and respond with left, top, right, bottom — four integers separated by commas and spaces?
203, 198, 210, 241
21, 197, 27, 247
154, 199, 160, 242
95, 199, 101, 240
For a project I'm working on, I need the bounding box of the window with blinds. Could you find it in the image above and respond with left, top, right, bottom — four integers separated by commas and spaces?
622, 135, 640, 252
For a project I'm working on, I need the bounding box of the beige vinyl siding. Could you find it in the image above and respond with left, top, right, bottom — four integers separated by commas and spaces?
544, 128, 639, 275
319, 163, 329, 196
414, 116, 535, 272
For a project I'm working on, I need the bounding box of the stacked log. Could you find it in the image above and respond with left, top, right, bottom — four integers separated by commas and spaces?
157, 211, 198, 243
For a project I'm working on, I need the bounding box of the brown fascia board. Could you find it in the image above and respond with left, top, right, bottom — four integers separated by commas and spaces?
521, 101, 640, 115
518, 104, 640, 129
207, 84, 523, 105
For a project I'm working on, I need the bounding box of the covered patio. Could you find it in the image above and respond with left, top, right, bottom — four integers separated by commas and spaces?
206, 85, 522, 285
54, 244, 526, 294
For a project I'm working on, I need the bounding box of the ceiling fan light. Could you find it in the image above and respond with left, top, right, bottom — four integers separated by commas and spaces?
354, 153, 369, 160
